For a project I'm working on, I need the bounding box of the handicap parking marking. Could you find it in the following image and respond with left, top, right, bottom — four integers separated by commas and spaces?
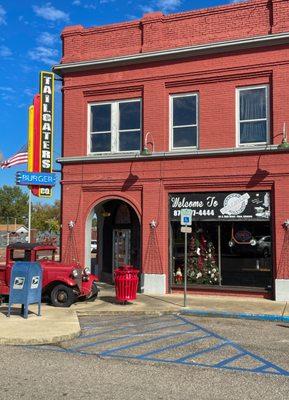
81, 314, 156, 331
79, 315, 176, 340
24, 314, 289, 377
141, 315, 289, 377
97, 326, 199, 357
70, 320, 189, 352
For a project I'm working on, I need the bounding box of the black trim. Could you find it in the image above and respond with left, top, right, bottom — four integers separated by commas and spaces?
171, 284, 271, 293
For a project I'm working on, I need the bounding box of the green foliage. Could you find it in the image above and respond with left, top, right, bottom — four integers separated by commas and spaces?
0, 185, 29, 225
31, 200, 60, 233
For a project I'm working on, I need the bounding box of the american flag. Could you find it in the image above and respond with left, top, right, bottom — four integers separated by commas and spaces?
1, 144, 28, 169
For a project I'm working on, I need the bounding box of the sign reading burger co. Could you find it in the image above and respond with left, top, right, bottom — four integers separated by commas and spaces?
39, 71, 54, 197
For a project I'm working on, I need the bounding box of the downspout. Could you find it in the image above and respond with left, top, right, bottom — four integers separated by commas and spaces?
140, 21, 144, 53
267, 0, 274, 34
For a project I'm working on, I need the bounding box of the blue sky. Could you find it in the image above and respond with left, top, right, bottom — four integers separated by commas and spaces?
0, 0, 239, 203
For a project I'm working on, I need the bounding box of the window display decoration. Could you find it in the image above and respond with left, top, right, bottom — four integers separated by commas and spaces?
175, 267, 183, 284
185, 228, 219, 285
228, 225, 257, 247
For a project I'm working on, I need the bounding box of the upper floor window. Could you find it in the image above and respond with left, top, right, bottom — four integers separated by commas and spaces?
237, 85, 269, 146
170, 93, 198, 150
89, 99, 141, 153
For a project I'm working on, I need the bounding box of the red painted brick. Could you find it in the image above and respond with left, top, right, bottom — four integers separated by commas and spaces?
60, 0, 289, 296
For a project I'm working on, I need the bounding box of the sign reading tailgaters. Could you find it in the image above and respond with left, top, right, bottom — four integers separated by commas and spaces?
170, 191, 270, 221
39, 71, 54, 198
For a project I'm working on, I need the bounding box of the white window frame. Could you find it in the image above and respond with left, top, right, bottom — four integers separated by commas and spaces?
88, 98, 142, 155
169, 93, 199, 151
236, 85, 270, 147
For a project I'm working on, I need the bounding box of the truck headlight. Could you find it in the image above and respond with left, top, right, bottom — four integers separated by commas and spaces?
84, 267, 91, 276
72, 269, 79, 278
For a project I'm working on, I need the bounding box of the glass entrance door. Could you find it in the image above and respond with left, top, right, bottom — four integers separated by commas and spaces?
113, 229, 131, 274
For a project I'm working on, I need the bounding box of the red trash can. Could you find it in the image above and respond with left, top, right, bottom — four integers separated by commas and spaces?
114, 265, 139, 303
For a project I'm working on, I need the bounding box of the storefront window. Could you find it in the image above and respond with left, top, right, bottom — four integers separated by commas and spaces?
170, 191, 272, 290
221, 222, 271, 287
172, 222, 219, 285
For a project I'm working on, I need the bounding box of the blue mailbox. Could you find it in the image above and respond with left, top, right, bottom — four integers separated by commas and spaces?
8, 262, 43, 319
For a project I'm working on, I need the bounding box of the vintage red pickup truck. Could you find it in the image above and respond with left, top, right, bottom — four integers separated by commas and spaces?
0, 242, 99, 307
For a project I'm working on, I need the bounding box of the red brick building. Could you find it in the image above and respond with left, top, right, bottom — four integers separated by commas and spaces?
54, 0, 289, 300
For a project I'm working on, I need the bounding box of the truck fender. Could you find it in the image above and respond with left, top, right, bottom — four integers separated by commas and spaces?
43, 279, 78, 296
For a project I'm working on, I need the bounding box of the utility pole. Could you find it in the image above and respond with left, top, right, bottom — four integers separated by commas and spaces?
28, 189, 32, 243
6, 217, 9, 246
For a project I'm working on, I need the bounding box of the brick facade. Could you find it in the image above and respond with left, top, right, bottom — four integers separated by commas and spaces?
56, 0, 289, 299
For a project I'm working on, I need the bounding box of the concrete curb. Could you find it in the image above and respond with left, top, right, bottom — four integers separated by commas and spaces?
76, 309, 181, 317
0, 328, 81, 346
76, 308, 289, 322
0, 307, 81, 346
181, 309, 289, 322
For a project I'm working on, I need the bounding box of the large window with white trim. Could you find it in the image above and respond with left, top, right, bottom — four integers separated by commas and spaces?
170, 93, 198, 150
237, 85, 269, 146
89, 99, 141, 153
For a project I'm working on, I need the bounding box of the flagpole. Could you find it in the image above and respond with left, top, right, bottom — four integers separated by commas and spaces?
28, 189, 32, 243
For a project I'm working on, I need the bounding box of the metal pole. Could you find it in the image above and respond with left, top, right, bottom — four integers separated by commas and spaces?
28, 189, 32, 243
184, 229, 188, 307
6, 217, 9, 246
218, 223, 222, 286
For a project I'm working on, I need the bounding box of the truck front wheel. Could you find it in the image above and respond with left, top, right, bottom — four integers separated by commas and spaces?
50, 284, 75, 307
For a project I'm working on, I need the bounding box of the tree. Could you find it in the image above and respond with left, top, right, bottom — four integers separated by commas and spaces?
187, 225, 219, 285
31, 200, 60, 233
0, 185, 29, 225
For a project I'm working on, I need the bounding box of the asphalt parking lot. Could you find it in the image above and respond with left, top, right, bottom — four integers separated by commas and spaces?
33, 314, 289, 377
2, 314, 289, 399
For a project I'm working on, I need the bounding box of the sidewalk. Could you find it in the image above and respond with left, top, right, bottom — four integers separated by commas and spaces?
0, 304, 80, 346
74, 283, 289, 322
1, 283, 289, 346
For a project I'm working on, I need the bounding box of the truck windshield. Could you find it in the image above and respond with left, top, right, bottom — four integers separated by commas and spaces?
35, 250, 55, 261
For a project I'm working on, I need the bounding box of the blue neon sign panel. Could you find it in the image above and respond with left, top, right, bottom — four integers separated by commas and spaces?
16, 171, 56, 186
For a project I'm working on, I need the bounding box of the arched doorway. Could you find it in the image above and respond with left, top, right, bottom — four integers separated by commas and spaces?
85, 199, 141, 282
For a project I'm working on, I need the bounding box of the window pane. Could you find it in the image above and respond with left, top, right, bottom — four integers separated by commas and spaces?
173, 96, 197, 126
119, 130, 141, 151
240, 88, 266, 120
240, 121, 267, 143
173, 126, 197, 148
119, 101, 140, 130
91, 104, 111, 132
91, 133, 111, 152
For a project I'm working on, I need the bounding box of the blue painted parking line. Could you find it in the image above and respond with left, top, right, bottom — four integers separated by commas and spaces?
213, 353, 244, 368
82, 315, 153, 331
175, 341, 228, 363
138, 334, 212, 359
71, 321, 187, 351
24, 314, 289, 377
181, 309, 289, 323
143, 316, 289, 376
80, 316, 174, 339
99, 326, 198, 356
